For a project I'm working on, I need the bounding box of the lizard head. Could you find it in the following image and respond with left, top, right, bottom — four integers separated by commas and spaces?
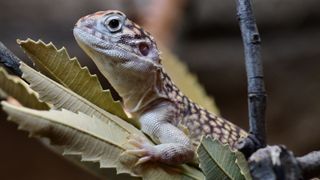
73, 10, 163, 112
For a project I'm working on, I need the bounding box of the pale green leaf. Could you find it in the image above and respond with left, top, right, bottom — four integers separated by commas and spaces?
2, 102, 131, 173
19, 62, 140, 179
0, 67, 49, 110
20, 62, 141, 134
235, 152, 252, 180
40, 141, 137, 180
2, 102, 205, 180
197, 136, 251, 180
18, 54, 204, 179
17, 39, 129, 121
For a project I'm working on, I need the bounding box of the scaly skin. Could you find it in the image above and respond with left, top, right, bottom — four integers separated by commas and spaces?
73, 10, 248, 165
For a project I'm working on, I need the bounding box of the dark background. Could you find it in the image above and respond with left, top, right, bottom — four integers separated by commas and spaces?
0, 0, 320, 179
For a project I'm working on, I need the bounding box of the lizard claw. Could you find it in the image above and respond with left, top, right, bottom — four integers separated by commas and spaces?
135, 156, 152, 166
125, 134, 159, 165
127, 135, 145, 147
126, 149, 148, 156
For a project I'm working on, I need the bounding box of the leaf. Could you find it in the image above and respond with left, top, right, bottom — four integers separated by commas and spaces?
2, 102, 130, 172
2, 102, 205, 180
17, 39, 129, 121
20, 62, 141, 134
235, 153, 252, 180
162, 50, 219, 114
197, 136, 251, 180
0, 67, 49, 110
12, 63, 139, 179
19, 63, 204, 179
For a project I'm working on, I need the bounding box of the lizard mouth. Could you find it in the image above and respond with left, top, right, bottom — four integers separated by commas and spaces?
73, 27, 137, 61
73, 26, 161, 67
74, 27, 112, 51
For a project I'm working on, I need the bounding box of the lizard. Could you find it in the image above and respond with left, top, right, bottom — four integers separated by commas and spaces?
73, 10, 248, 165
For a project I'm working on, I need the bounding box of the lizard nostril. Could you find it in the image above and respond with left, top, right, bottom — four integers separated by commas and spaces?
139, 43, 149, 56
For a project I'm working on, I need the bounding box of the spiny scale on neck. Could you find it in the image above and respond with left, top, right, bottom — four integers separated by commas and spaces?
159, 68, 247, 148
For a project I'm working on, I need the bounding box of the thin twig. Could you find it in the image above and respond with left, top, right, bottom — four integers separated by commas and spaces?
233, 1, 320, 179
234, 0, 267, 157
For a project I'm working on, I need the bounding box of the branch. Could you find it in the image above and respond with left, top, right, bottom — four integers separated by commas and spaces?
0, 41, 22, 76
248, 146, 303, 180
248, 146, 320, 179
297, 151, 320, 179
234, 0, 267, 157
232, 2, 320, 177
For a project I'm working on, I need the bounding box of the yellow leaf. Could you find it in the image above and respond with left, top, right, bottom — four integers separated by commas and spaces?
0, 67, 49, 110
20, 62, 141, 133
2, 102, 205, 180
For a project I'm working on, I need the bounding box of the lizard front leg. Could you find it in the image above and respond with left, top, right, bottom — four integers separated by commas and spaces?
127, 103, 195, 165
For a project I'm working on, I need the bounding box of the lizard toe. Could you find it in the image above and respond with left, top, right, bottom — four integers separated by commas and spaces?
126, 135, 160, 165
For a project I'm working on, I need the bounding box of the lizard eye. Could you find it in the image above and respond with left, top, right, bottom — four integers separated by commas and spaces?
104, 16, 122, 33
139, 42, 149, 56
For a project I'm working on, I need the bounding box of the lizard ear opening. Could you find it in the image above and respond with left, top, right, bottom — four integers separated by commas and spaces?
138, 42, 150, 56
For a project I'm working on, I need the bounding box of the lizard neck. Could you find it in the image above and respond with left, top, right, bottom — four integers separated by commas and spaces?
121, 69, 165, 114
115, 64, 169, 116
80, 45, 168, 116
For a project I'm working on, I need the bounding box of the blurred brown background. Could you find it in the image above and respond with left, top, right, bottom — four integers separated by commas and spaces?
0, 0, 320, 179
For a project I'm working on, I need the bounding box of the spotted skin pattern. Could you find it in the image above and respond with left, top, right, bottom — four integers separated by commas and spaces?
160, 70, 247, 147
74, 10, 248, 165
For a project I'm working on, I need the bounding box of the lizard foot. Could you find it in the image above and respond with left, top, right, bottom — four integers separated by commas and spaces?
125, 134, 160, 165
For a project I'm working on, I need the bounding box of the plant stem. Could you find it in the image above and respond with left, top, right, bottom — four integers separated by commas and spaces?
235, 0, 267, 155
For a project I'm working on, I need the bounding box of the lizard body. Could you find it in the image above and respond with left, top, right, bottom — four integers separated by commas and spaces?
73, 10, 247, 165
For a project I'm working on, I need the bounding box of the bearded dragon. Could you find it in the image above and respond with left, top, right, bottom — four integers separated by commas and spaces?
73, 10, 247, 165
